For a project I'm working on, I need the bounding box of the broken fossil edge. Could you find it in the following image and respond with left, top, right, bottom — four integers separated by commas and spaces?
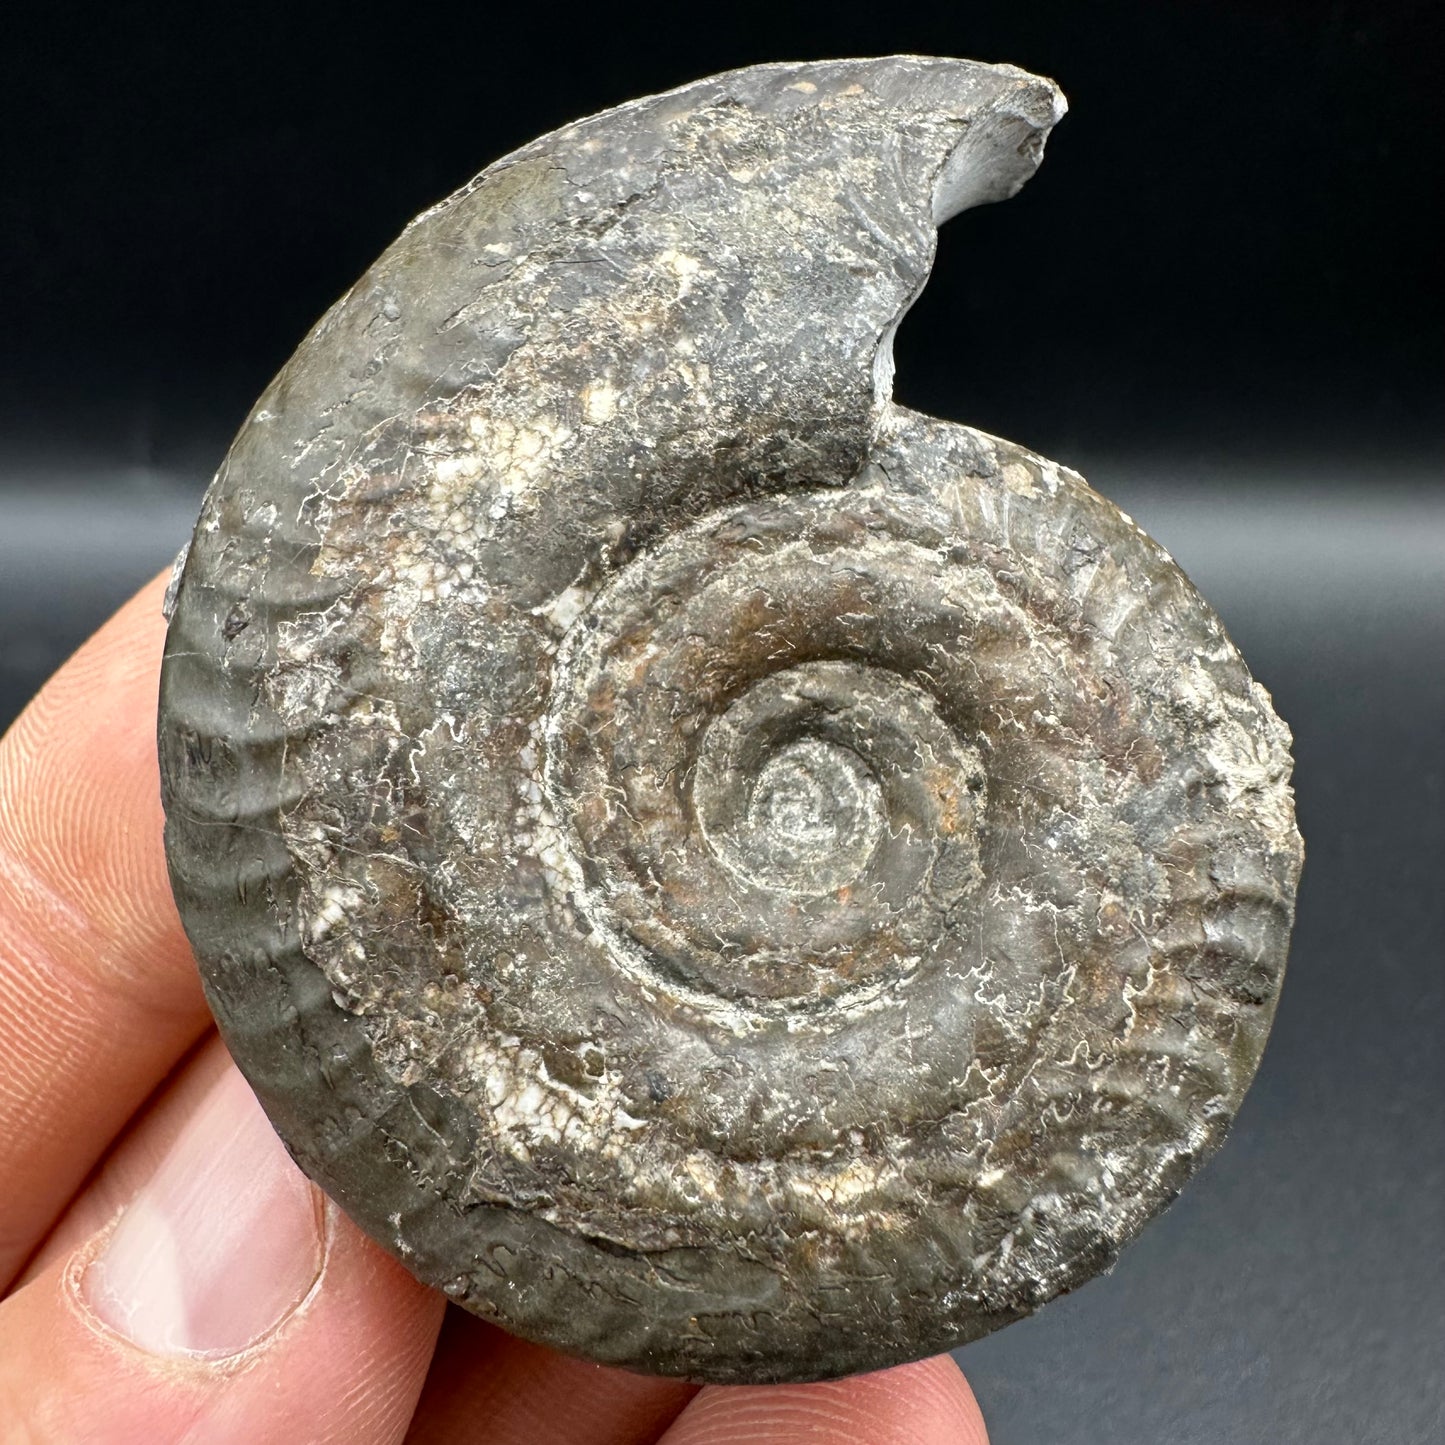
158, 57, 1302, 1384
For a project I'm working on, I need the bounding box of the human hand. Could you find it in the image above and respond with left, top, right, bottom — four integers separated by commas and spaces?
0, 571, 989, 1443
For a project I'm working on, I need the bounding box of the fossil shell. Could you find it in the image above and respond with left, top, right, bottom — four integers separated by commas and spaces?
159, 57, 1303, 1383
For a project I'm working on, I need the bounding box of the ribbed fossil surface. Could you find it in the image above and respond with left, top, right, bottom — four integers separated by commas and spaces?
159, 57, 1303, 1383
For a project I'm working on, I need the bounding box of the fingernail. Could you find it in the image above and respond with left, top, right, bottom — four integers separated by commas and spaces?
83, 1065, 325, 1358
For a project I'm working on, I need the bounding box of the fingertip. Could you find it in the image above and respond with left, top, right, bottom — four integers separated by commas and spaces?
405, 1309, 697, 1445
658, 1354, 987, 1445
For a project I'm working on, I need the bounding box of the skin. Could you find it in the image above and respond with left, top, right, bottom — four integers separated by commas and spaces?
0, 571, 989, 1444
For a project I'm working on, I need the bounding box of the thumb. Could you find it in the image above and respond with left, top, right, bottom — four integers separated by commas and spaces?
0, 1043, 444, 1444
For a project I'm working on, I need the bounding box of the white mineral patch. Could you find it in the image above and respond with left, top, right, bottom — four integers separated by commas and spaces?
580, 381, 619, 425
467, 1033, 646, 1163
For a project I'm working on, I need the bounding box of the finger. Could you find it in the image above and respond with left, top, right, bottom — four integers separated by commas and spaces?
0, 1034, 445, 1444
656, 1355, 988, 1445
404, 1308, 696, 1445
0, 570, 210, 1285
16, 1032, 242, 1289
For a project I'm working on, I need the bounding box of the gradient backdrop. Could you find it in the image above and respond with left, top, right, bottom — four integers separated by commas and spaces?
3, 4, 1441, 1442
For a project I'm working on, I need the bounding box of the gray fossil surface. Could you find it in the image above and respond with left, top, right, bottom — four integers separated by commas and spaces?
159, 57, 1303, 1383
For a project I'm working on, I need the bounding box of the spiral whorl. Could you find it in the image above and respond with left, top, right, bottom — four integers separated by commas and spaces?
159, 58, 1301, 1383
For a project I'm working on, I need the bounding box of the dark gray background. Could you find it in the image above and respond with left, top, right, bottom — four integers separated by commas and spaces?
2, 2, 1441, 1441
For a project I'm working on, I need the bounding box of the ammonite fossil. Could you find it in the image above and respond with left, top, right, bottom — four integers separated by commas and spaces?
159, 57, 1303, 1383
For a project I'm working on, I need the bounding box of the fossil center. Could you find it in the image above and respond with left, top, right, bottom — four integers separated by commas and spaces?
736, 736, 884, 894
